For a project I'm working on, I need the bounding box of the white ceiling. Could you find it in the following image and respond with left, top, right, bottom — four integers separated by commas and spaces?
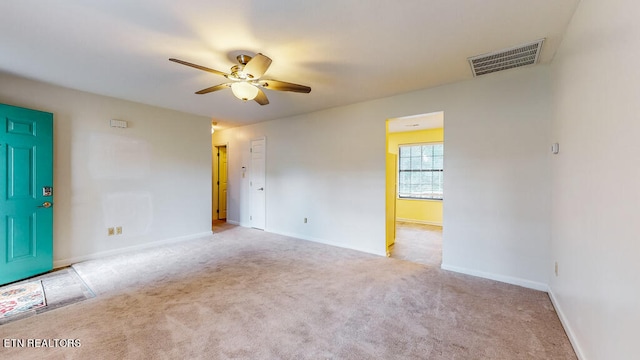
0, 1, 579, 129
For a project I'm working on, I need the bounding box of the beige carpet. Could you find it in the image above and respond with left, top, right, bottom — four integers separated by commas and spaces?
0, 226, 576, 359
389, 222, 443, 266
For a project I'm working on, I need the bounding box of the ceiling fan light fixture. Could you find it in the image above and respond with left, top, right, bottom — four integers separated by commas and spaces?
231, 82, 259, 101
170, 53, 310, 105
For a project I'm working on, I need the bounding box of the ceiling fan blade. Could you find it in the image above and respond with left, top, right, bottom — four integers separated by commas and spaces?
258, 79, 311, 93
254, 88, 269, 105
195, 83, 230, 95
243, 53, 272, 79
169, 58, 228, 77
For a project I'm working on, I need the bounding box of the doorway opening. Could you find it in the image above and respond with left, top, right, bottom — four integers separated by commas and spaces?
212, 144, 228, 228
385, 111, 444, 267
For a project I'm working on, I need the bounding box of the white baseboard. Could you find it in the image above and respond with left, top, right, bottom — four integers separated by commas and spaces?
548, 288, 586, 360
396, 218, 442, 226
440, 263, 549, 292
226, 219, 240, 226
53, 231, 213, 269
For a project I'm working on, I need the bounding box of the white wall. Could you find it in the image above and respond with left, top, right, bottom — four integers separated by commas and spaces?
214, 65, 552, 288
550, 0, 640, 359
213, 106, 388, 255
0, 72, 213, 266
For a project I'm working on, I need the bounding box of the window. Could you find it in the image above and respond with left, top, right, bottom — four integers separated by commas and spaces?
398, 143, 443, 200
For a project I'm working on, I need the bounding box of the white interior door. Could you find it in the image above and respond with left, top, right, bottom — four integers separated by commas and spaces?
250, 138, 266, 230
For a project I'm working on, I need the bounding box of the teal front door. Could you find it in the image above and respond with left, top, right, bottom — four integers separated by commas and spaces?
0, 104, 54, 285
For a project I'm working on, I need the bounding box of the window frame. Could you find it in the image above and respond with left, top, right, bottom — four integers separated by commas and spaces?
397, 142, 444, 201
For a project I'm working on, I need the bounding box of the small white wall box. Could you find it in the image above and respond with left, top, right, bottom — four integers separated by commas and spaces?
110, 119, 128, 128
551, 143, 559, 154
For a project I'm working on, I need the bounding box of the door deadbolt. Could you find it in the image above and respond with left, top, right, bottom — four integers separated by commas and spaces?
38, 201, 52, 208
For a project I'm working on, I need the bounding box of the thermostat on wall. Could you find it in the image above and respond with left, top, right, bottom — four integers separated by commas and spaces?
110, 119, 128, 128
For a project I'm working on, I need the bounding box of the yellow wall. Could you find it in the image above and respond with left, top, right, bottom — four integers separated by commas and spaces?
387, 128, 443, 226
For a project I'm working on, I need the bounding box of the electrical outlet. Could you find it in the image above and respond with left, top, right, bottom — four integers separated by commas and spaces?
555, 262, 558, 276
108, 227, 115, 236
116, 226, 122, 235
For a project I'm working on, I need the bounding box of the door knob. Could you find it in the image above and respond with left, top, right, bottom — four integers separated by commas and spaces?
258, 187, 264, 191
38, 201, 52, 208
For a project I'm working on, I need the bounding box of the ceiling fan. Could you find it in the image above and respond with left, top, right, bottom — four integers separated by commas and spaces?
169, 53, 311, 105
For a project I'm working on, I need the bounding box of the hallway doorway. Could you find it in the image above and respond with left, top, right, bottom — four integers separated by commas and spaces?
386, 111, 444, 266
213, 144, 228, 223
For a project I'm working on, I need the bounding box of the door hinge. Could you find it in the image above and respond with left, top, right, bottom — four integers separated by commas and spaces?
217, 181, 219, 185
217, 152, 220, 157
250, 215, 252, 220
216, 209, 219, 213
250, 148, 253, 153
